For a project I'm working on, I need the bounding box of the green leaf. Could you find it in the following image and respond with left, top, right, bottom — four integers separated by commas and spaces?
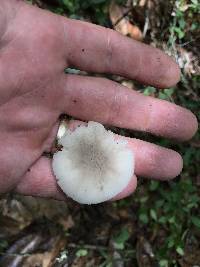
167, 236, 175, 248
159, 259, 168, 267
163, 88, 174, 97
158, 216, 167, 224
76, 249, 88, 257
168, 216, 176, 224
143, 86, 156, 96
150, 209, 157, 221
176, 246, 184, 256
114, 228, 130, 250
158, 92, 168, 100
139, 213, 149, 224
62, 0, 77, 12
139, 196, 149, 203
178, 18, 186, 29
174, 27, 185, 39
149, 181, 159, 191
191, 216, 200, 228
191, 0, 198, 5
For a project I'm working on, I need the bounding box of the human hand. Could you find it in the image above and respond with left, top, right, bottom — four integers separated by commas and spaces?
0, 0, 197, 200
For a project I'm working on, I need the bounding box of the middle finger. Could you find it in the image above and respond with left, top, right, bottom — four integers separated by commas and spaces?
60, 74, 197, 141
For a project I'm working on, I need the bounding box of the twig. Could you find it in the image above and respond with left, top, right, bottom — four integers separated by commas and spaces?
143, 11, 149, 38
67, 243, 107, 251
113, 9, 132, 27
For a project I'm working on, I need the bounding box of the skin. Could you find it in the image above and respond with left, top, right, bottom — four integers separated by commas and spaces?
0, 0, 198, 201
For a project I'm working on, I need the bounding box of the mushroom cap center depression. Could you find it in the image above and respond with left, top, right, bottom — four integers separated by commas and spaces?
69, 136, 112, 179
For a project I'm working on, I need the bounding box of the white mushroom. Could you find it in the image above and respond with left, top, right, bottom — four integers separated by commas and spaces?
52, 121, 135, 204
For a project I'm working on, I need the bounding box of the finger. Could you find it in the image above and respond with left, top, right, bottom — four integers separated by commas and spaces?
112, 175, 137, 201
15, 157, 137, 201
61, 18, 180, 88
66, 120, 183, 180
14, 130, 182, 201
15, 157, 66, 200
127, 137, 183, 179
61, 75, 198, 141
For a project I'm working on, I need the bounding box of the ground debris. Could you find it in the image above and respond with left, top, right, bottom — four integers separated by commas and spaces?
136, 236, 155, 267
109, 0, 143, 41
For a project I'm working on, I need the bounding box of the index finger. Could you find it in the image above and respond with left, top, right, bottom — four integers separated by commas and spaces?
61, 18, 180, 88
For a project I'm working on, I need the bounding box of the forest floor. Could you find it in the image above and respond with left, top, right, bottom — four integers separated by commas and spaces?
0, 1, 199, 266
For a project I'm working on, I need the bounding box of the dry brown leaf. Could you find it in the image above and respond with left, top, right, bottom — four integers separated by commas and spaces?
179, 249, 200, 267
177, 47, 200, 76
23, 252, 52, 267
121, 80, 134, 90
139, 0, 147, 7
109, 1, 143, 41
58, 215, 75, 232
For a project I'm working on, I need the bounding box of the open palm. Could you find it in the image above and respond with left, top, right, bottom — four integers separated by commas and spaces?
0, 0, 197, 200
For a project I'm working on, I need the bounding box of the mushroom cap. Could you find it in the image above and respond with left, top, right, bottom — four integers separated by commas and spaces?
52, 121, 135, 204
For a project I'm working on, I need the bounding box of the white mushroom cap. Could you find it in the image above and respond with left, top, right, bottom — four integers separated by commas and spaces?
52, 121, 135, 204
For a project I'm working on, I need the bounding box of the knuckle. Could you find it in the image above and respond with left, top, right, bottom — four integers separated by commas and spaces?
105, 29, 115, 71
106, 83, 122, 125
